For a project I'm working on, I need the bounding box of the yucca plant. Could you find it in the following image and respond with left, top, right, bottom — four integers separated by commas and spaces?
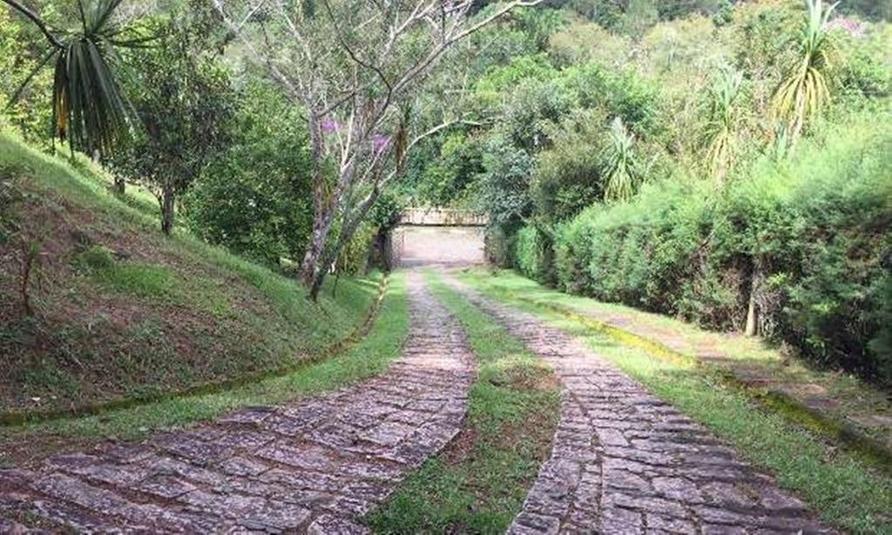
4, 0, 141, 155
702, 66, 744, 184
602, 117, 641, 202
771, 0, 838, 141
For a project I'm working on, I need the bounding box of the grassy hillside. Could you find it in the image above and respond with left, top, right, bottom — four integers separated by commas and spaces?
0, 131, 381, 417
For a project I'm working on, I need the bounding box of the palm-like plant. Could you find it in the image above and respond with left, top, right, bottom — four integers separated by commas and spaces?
4, 0, 139, 155
703, 66, 744, 184
771, 0, 838, 140
602, 117, 641, 202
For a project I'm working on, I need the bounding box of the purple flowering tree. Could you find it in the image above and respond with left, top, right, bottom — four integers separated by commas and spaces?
212, 0, 536, 299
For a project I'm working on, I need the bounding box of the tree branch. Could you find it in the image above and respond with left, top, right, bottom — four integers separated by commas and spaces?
2, 0, 65, 49
407, 118, 482, 152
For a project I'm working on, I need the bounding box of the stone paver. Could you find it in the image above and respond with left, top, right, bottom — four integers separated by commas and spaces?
515, 295, 892, 447
443, 275, 833, 535
0, 273, 475, 533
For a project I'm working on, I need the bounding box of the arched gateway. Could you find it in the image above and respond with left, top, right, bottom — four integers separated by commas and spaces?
391, 208, 487, 267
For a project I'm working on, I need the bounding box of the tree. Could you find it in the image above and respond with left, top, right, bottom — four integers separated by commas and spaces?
2, 0, 141, 155
771, 0, 838, 140
108, 17, 232, 235
532, 108, 605, 223
702, 66, 745, 183
414, 131, 483, 207
185, 81, 314, 265
212, 0, 539, 299
602, 116, 643, 202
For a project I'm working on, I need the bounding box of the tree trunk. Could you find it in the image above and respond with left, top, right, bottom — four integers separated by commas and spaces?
744, 260, 761, 337
113, 175, 126, 195
377, 229, 393, 272
299, 205, 337, 292
308, 188, 382, 301
160, 187, 175, 235
298, 111, 341, 294
744, 290, 757, 336
308, 262, 329, 301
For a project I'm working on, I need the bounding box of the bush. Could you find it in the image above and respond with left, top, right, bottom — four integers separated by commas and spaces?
184, 82, 313, 266
549, 116, 892, 383
515, 226, 554, 284
555, 177, 719, 315
716, 117, 891, 378
74, 246, 116, 272
336, 222, 376, 276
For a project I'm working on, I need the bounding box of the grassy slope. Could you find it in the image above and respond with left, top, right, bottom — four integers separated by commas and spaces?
461, 269, 892, 534
0, 131, 379, 416
1, 273, 409, 467
368, 271, 559, 533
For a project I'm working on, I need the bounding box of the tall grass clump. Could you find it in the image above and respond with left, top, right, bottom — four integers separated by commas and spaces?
772, 0, 838, 140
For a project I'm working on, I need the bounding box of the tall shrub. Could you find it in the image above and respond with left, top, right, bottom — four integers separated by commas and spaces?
553, 115, 891, 383
515, 225, 556, 284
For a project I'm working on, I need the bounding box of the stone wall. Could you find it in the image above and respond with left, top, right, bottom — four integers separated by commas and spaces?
400, 208, 488, 227
392, 226, 486, 267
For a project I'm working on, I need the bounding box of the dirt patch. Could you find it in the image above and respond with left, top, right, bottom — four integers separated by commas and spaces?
444, 427, 478, 465
0, 433, 100, 469
508, 363, 560, 392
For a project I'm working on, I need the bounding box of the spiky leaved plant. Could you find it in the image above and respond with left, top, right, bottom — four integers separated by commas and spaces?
771, 0, 838, 141
602, 116, 641, 202
702, 66, 744, 184
4, 0, 141, 155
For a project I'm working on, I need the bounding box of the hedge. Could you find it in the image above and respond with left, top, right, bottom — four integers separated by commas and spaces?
523, 117, 891, 383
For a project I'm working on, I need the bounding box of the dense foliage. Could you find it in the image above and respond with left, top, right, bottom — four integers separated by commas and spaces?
2, 0, 889, 381
0, 5, 54, 143
551, 118, 890, 379
184, 82, 314, 266
452, 1, 890, 383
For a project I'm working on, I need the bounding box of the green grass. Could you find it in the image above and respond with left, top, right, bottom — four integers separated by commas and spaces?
75, 246, 175, 298
0, 273, 410, 465
0, 128, 382, 416
368, 271, 560, 534
0, 130, 370, 328
460, 270, 892, 534
459, 268, 892, 449
95, 264, 176, 298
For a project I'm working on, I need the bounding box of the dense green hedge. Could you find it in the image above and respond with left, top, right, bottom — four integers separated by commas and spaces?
515, 226, 555, 284
522, 117, 891, 383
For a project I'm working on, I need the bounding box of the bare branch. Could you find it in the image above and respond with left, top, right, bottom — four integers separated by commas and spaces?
212, 0, 312, 121
390, 0, 541, 97
235, 0, 267, 33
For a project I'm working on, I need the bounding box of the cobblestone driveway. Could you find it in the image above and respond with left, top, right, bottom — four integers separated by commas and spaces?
0, 273, 475, 533
0, 271, 839, 534
443, 275, 833, 535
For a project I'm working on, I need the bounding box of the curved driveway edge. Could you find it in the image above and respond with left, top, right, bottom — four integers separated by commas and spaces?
441, 274, 833, 535
0, 272, 475, 533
